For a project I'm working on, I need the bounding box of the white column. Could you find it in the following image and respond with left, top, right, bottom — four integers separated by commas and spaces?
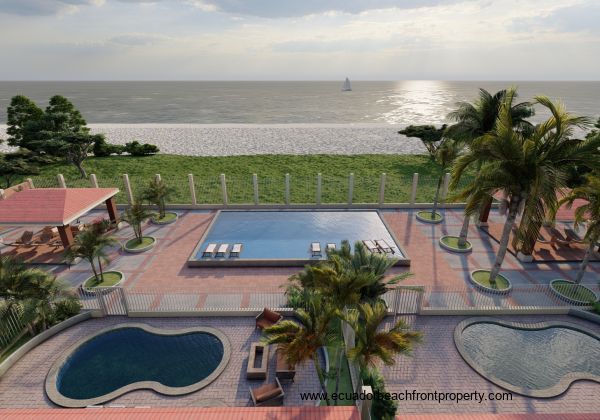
378, 173, 386, 206
89, 174, 99, 188
348, 173, 354, 205
360, 385, 373, 420
252, 174, 259, 205
123, 174, 134, 205
188, 174, 197, 205
410, 173, 419, 205
57, 174, 66, 188
285, 173, 290, 205
220, 174, 228, 205
316, 173, 322, 206
26, 178, 35, 189
155, 173, 161, 182
441, 172, 451, 202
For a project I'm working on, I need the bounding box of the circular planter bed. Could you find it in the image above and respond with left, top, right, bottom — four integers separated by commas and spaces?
439, 235, 472, 253
416, 210, 444, 224
81, 271, 124, 293
469, 269, 512, 294
151, 212, 178, 225
123, 236, 156, 253
550, 279, 598, 305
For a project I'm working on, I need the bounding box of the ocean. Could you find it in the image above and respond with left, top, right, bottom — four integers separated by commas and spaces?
1, 81, 599, 125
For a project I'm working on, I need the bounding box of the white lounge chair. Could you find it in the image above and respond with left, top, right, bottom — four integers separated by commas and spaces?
230, 243, 242, 257
326, 243, 336, 251
375, 239, 394, 254
362, 240, 380, 253
311, 242, 322, 257
202, 243, 217, 257
216, 243, 229, 257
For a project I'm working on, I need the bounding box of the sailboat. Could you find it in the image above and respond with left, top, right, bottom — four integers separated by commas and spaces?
342, 77, 352, 92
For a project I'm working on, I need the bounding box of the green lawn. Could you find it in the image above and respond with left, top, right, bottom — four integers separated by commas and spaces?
152, 212, 178, 223
125, 236, 155, 249
471, 270, 511, 290
321, 344, 354, 406
28, 154, 473, 205
440, 235, 472, 250
83, 271, 123, 288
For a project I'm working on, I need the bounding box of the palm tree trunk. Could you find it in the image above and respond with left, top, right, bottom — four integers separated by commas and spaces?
489, 197, 520, 284
431, 174, 443, 218
89, 257, 99, 283
97, 256, 104, 283
312, 352, 330, 406
160, 198, 166, 219
458, 216, 470, 246
574, 241, 594, 284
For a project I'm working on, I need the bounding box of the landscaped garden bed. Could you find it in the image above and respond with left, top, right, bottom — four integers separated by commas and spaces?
550, 280, 598, 305
439, 235, 472, 252
151, 211, 178, 225
469, 270, 512, 294
82, 271, 124, 291
123, 237, 156, 253
416, 210, 443, 224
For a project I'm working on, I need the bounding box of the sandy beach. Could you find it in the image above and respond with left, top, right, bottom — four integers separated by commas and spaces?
0, 124, 426, 156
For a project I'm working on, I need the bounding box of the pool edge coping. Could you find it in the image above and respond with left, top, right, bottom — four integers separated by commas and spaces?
44, 323, 232, 408
453, 317, 600, 398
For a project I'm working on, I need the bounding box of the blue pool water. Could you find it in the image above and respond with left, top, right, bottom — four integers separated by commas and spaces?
193, 210, 402, 261
57, 328, 225, 400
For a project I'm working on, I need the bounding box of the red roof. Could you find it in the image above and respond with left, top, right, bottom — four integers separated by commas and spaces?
0, 188, 119, 226
0, 407, 360, 420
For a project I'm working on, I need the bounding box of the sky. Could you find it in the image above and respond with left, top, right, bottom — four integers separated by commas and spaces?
0, 0, 599, 80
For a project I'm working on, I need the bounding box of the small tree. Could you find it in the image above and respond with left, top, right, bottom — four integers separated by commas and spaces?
142, 178, 172, 219
0, 154, 39, 188
6, 95, 44, 147
121, 201, 153, 244
64, 228, 118, 284
48, 132, 102, 179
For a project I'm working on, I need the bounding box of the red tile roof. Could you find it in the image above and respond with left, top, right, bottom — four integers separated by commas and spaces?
0, 188, 119, 226
0, 406, 360, 420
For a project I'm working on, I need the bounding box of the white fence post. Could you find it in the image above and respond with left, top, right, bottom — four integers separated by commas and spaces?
123, 174, 134, 205
410, 173, 419, 205
89, 174, 98, 188
220, 174, 228, 205
441, 172, 451, 202
252, 174, 259, 205
57, 174, 66, 188
316, 173, 322, 206
188, 174, 197, 205
26, 178, 34, 189
285, 173, 290, 205
155, 173, 161, 183
348, 173, 354, 205
379, 173, 386, 206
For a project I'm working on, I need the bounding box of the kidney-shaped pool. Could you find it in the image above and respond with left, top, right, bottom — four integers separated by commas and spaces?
45, 323, 231, 407
454, 317, 600, 398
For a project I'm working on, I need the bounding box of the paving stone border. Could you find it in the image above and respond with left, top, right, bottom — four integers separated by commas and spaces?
45, 323, 231, 408
454, 317, 600, 398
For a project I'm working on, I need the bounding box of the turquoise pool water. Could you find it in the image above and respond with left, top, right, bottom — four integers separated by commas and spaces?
56, 328, 225, 400
459, 322, 600, 395
192, 210, 402, 261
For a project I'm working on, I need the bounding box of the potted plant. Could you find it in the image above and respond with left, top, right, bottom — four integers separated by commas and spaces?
121, 201, 156, 253
142, 177, 178, 224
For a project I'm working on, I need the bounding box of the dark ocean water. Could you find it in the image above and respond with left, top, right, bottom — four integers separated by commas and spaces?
0, 81, 598, 125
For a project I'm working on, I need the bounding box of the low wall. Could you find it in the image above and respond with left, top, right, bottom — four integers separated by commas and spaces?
127, 309, 296, 318
569, 308, 600, 325
420, 307, 572, 316
0, 312, 93, 377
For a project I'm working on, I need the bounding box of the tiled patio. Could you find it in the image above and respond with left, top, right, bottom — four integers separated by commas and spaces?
0, 316, 321, 408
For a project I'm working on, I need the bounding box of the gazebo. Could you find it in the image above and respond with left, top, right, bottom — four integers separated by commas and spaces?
0, 187, 119, 251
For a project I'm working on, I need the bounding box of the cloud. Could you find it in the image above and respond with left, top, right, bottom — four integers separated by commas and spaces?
109, 33, 168, 45
0, 0, 103, 16
512, 2, 600, 35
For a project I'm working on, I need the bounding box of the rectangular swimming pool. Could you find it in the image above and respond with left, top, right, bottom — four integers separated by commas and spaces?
188, 210, 409, 267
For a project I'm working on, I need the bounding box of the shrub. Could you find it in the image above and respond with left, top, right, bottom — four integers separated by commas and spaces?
52, 298, 82, 323
361, 368, 397, 420
592, 301, 600, 315
93, 137, 125, 157
124, 141, 159, 156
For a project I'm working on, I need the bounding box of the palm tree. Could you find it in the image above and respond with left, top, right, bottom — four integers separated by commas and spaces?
554, 174, 600, 284
454, 89, 600, 284
142, 177, 172, 219
343, 301, 421, 370
121, 201, 154, 244
447, 88, 534, 246
64, 228, 118, 284
263, 294, 336, 405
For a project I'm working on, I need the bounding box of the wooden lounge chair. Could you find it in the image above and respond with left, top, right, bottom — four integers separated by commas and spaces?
276, 345, 296, 382
311, 242, 321, 257
36, 227, 58, 244
250, 377, 284, 407
70, 224, 84, 236
215, 243, 229, 257
230, 243, 242, 257
564, 228, 585, 244
326, 243, 336, 251
375, 239, 394, 254
256, 307, 283, 330
362, 240, 380, 253
547, 227, 572, 248
6, 230, 35, 246
202, 243, 217, 257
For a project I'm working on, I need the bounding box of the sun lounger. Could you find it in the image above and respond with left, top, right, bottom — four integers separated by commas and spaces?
36, 227, 58, 244
375, 239, 394, 254
311, 242, 321, 256
215, 243, 229, 257
363, 240, 380, 253
276, 345, 296, 382
202, 243, 217, 257
249, 377, 284, 406
326, 243, 336, 251
564, 228, 585, 244
256, 307, 283, 330
5, 230, 35, 247
230, 243, 242, 257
